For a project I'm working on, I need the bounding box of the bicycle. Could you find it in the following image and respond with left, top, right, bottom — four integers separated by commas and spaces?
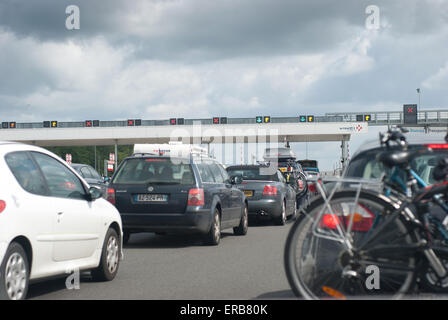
284, 128, 448, 299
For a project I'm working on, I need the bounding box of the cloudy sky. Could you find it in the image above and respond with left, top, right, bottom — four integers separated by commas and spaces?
0, 0, 447, 169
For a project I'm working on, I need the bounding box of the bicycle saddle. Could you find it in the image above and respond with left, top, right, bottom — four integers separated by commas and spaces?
376, 150, 416, 167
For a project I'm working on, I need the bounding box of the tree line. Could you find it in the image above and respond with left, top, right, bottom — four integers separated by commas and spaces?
45, 145, 133, 177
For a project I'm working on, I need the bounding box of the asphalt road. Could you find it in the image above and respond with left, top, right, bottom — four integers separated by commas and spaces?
28, 218, 297, 300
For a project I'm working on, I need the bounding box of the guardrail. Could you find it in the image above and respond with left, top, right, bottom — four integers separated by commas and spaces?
325, 109, 448, 126
2, 109, 448, 129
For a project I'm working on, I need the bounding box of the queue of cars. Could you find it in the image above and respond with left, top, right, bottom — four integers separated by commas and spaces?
0, 141, 309, 300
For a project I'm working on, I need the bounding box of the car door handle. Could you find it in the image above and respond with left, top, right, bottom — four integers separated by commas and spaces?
57, 212, 64, 215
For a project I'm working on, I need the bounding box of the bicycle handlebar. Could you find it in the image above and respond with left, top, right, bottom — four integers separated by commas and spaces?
379, 126, 409, 150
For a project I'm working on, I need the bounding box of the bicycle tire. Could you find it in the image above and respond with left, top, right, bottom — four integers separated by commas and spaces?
284, 189, 418, 300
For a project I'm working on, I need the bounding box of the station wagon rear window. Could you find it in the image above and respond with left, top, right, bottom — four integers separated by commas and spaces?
227, 168, 279, 181
112, 158, 195, 185
346, 149, 447, 185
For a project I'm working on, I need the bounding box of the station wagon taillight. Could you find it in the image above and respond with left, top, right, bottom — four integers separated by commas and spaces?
263, 185, 278, 195
106, 188, 116, 205
319, 204, 375, 232
0, 200, 5, 213
425, 144, 448, 149
188, 188, 204, 206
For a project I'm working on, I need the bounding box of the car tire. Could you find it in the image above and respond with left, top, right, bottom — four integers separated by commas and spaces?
0, 242, 29, 300
204, 209, 221, 246
290, 200, 298, 221
275, 200, 287, 226
91, 228, 121, 282
234, 204, 248, 236
123, 231, 130, 245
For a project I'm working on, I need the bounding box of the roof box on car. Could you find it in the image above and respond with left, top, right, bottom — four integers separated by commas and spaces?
133, 143, 208, 158
263, 147, 296, 160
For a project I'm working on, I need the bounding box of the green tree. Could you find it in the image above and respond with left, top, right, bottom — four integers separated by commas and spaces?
45, 145, 133, 176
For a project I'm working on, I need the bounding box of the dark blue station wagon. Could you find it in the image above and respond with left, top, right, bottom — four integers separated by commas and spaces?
107, 154, 248, 245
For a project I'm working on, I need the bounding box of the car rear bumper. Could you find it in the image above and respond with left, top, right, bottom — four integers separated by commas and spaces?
120, 207, 212, 234
247, 198, 282, 217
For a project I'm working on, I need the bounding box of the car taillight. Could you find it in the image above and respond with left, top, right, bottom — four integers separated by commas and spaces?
106, 188, 116, 205
0, 200, 5, 213
425, 144, 448, 149
320, 214, 341, 229
308, 183, 316, 193
298, 180, 304, 190
188, 188, 204, 206
263, 185, 278, 195
319, 204, 374, 232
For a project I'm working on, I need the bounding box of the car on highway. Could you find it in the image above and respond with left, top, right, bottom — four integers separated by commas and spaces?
345, 134, 448, 186
304, 170, 319, 179
298, 159, 319, 173
263, 147, 308, 208
70, 163, 108, 197
107, 144, 248, 246
0, 141, 123, 300
226, 165, 297, 225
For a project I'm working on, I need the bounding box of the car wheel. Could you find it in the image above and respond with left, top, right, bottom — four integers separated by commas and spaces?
123, 231, 130, 245
290, 200, 298, 221
91, 228, 120, 282
204, 209, 221, 246
0, 242, 29, 300
234, 204, 248, 236
275, 200, 287, 226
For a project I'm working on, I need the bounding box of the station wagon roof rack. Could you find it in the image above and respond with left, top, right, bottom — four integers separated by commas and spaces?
133, 143, 208, 157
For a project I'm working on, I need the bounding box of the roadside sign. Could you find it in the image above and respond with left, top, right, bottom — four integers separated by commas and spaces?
107, 160, 114, 172
109, 153, 115, 162
65, 154, 72, 164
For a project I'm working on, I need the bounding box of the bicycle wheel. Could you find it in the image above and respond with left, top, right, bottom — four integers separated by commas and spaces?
284, 189, 418, 299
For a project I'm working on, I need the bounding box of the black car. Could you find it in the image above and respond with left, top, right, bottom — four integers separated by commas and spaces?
345, 134, 448, 185
107, 153, 248, 246
70, 163, 108, 196
226, 165, 297, 225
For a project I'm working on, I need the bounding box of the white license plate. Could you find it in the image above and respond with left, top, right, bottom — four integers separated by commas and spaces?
136, 194, 168, 202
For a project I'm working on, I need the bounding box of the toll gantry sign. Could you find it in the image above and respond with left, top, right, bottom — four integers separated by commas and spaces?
403, 104, 418, 124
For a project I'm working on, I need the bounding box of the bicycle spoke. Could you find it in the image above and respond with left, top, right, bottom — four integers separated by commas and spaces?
357, 209, 404, 250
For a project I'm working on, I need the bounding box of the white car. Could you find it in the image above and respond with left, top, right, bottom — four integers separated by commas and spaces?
0, 141, 123, 300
